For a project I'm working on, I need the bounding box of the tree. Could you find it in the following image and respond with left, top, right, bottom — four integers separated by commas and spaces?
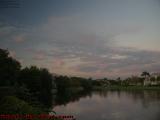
141, 71, 150, 78
0, 48, 21, 86
39, 68, 53, 107
19, 66, 53, 106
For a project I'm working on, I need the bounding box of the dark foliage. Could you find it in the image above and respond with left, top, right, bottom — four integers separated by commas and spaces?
0, 48, 21, 86
18, 66, 53, 107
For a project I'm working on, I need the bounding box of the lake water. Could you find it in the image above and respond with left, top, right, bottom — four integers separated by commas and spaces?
53, 90, 160, 120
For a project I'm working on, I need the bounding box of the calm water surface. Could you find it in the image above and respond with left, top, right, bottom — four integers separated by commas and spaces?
53, 90, 160, 120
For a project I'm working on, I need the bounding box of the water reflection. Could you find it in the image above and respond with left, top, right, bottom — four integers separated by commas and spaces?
53, 90, 92, 106
53, 90, 160, 120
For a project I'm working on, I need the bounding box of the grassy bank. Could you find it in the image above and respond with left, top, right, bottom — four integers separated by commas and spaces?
93, 85, 160, 91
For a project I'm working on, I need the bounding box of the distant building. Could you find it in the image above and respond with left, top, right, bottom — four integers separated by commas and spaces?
151, 73, 160, 79
143, 73, 160, 86
143, 76, 151, 86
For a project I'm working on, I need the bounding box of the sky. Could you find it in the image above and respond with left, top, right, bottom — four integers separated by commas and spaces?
0, 0, 160, 78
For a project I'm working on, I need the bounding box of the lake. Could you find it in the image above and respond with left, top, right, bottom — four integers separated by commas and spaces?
53, 90, 160, 120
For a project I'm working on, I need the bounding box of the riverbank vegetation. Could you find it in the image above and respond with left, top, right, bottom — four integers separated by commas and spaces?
0, 48, 160, 117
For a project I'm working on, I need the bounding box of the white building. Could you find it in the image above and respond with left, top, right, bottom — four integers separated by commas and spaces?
151, 73, 160, 79
143, 73, 160, 86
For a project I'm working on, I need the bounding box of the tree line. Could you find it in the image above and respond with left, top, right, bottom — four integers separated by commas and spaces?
1, 48, 160, 115
0, 48, 62, 117
0, 48, 93, 115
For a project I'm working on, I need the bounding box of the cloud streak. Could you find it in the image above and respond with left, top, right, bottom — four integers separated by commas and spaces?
0, 0, 160, 78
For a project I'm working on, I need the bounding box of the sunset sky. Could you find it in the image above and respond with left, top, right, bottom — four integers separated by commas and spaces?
0, 0, 160, 78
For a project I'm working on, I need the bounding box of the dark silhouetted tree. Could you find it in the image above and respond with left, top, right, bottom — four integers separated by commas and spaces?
19, 66, 53, 106
0, 48, 21, 86
141, 71, 150, 78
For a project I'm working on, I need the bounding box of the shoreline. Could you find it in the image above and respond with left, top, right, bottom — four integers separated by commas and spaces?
93, 86, 160, 91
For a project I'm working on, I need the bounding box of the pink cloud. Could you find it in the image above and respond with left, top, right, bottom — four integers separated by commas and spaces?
13, 34, 26, 43
52, 59, 65, 68
33, 53, 45, 60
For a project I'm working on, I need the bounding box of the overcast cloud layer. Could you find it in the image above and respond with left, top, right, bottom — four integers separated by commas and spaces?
0, 0, 160, 78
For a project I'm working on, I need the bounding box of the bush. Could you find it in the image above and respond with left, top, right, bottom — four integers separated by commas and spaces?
0, 96, 43, 114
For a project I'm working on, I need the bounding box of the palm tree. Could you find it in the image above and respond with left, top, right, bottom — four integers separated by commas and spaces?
141, 71, 150, 86
141, 71, 150, 78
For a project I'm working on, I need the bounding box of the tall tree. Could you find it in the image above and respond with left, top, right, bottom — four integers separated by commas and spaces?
0, 48, 21, 86
19, 66, 53, 106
